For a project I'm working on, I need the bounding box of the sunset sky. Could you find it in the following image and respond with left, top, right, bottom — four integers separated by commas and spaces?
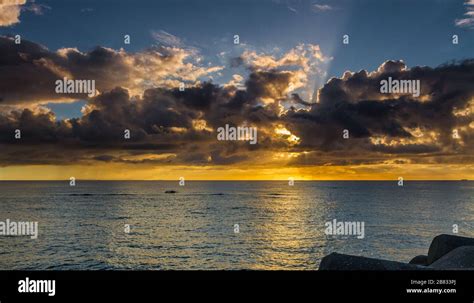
0, 0, 473, 180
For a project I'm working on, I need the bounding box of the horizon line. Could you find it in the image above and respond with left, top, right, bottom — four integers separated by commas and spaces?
0, 179, 471, 182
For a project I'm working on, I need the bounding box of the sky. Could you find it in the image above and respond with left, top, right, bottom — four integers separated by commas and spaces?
0, 0, 473, 180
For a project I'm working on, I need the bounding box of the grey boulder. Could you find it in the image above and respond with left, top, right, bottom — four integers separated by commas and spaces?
319, 253, 424, 270
428, 246, 474, 270
427, 234, 474, 264
409, 255, 428, 266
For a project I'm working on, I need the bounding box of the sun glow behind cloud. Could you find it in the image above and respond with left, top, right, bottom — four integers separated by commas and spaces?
1, 163, 472, 180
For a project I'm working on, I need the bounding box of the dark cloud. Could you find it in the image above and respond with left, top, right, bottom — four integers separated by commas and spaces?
285, 59, 474, 154
0, 36, 127, 104
0, 36, 222, 105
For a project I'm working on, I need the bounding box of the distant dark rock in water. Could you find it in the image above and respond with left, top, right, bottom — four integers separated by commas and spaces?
409, 255, 428, 266
319, 234, 474, 270
429, 246, 474, 269
319, 253, 423, 270
164, 190, 177, 194
427, 234, 474, 264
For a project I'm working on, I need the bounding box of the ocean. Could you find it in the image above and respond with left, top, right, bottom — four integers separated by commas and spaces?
0, 181, 472, 270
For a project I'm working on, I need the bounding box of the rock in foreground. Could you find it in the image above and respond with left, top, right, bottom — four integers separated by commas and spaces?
319, 234, 474, 270
409, 255, 428, 266
427, 234, 474, 264
428, 246, 474, 269
319, 253, 424, 270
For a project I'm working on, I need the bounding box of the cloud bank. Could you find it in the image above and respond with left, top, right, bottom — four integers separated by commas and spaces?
0, 37, 473, 169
